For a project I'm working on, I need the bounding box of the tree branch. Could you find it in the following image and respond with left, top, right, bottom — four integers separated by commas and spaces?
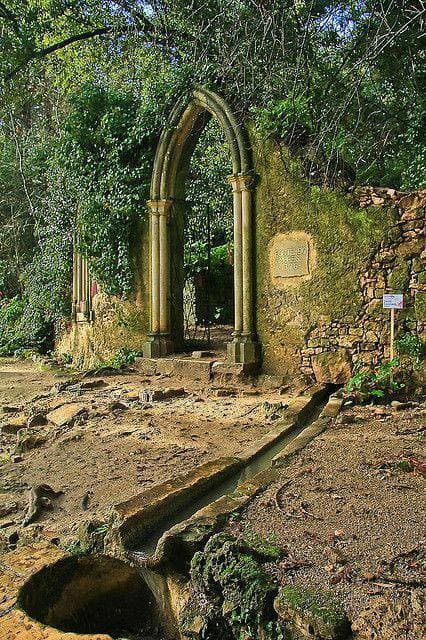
6, 27, 113, 80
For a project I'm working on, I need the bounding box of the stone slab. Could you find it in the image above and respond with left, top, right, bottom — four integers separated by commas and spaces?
172, 359, 212, 382
108, 457, 242, 553
269, 231, 316, 289
46, 403, 87, 427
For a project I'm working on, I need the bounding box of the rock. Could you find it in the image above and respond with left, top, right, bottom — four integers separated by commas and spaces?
22, 484, 64, 526
213, 387, 237, 397
1, 416, 27, 434
0, 502, 18, 518
262, 401, 288, 418
312, 351, 352, 384
396, 238, 424, 258
46, 403, 87, 427
80, 379, 106, 390
192, 350, 214, 358
275, 585, 351, 640
139, 387, 186, 402
1, 406, 20, 413
124, 388, 140, 401
391, 400, 409, 410
78, 519, 107, 553
108, 400, 130, 411
163, 387, 186, 399
335, 414, 355, 425
15, 428, 48, 453
139, 389, 165, 402
26, 412, 48, 428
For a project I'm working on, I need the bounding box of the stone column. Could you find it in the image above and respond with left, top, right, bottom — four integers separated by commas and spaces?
227, 175, 259, 366
239, 174, 259, 364
158, 200, 172, 334
143, 199, 174, 358
150, 201, 160, 334
227, 176, 243, 362
241, 175, 254, 336
72, 245, 78, 320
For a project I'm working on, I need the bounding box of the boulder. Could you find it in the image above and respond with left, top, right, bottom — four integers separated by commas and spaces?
275, 585, 351, 639
312, 351, 352, 385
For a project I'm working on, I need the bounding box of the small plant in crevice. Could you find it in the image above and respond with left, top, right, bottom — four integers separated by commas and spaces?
93, 347, 141, 372
395, 332, 424, 370
346, 358, 402, 402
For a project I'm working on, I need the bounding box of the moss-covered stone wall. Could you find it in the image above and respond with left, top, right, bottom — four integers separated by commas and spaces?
253, 137, 425, 383
57, 134, 424, 379
57, 218, 150, 369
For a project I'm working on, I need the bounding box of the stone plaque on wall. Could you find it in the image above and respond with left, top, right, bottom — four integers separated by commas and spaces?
269, 232, 315, 287
273, 237, 309, 277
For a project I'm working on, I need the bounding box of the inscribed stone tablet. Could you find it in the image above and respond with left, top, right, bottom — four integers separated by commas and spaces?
273, 237, 310, 278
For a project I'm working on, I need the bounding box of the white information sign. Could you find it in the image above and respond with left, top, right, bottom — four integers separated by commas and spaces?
383, 294, 404, 309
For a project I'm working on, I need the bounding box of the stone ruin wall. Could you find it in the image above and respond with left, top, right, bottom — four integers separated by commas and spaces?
257, 174, 425, 385
58, 130, 425, 381
300, 188, 425, 383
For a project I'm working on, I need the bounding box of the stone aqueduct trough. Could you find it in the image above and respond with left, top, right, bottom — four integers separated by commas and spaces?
4, 387, 351, 640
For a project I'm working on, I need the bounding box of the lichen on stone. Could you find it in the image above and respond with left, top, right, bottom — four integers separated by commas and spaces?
180, 532, 285, 640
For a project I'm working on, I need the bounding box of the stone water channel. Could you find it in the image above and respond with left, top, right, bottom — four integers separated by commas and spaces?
15, 386, 337, 640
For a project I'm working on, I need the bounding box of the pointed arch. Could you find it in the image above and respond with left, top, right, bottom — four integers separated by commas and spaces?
144, 88, 259, 365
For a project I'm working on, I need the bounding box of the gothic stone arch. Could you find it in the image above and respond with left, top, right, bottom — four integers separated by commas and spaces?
143, 88, 259, 365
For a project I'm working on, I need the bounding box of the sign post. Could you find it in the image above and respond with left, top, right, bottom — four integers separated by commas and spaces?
382, 293, 404, 363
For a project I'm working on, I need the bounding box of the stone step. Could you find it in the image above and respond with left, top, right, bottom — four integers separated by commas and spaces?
134, 356, 255, 384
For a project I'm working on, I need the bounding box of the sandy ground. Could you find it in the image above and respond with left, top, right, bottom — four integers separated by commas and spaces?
0, 358, 68, 405
236, 402, 425, 638
0, 357, 290, 547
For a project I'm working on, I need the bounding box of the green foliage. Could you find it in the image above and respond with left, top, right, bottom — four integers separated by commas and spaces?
254, 96, 313, 142
395, 333, 423, 369
60, 539, 84, 557
346, 358, 402, 401
94, 347, 141, 371
61, 85, 151, 295
0, 296, 52, 355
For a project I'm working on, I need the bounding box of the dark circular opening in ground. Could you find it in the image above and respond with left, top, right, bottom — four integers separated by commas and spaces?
18, 554, 163, 639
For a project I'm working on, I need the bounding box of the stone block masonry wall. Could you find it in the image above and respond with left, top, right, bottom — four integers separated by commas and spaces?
299, 188, 425, 382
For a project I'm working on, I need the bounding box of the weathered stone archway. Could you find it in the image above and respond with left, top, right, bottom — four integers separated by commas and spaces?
143, 88, 259, 364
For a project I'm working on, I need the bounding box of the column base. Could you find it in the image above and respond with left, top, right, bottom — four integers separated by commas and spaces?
143, 334, 174, 359
227, 335, 260, 365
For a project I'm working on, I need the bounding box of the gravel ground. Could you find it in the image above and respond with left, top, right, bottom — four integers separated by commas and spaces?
235, 402, 425, 638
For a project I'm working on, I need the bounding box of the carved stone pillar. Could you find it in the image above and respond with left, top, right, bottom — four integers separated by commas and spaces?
72, 245, 78, 320
227, 175, 259, 365
143, 199, 174, 358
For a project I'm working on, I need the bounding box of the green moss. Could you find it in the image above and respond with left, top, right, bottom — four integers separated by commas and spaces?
278, 585, 348, 628
418, 271, 426, 285
414, 292, 426, 321
115, 305, 145, 333
388, 260, 411, 290
182, 533, 285, 640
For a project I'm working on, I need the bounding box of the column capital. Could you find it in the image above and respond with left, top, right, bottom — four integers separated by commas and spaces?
146, 199, 174, 215
227, 174, 256, 192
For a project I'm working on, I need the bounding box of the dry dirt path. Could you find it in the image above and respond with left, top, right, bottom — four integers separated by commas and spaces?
236, 402, 425, 639
0, 357, 69, 405
0, 357, 291, 550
